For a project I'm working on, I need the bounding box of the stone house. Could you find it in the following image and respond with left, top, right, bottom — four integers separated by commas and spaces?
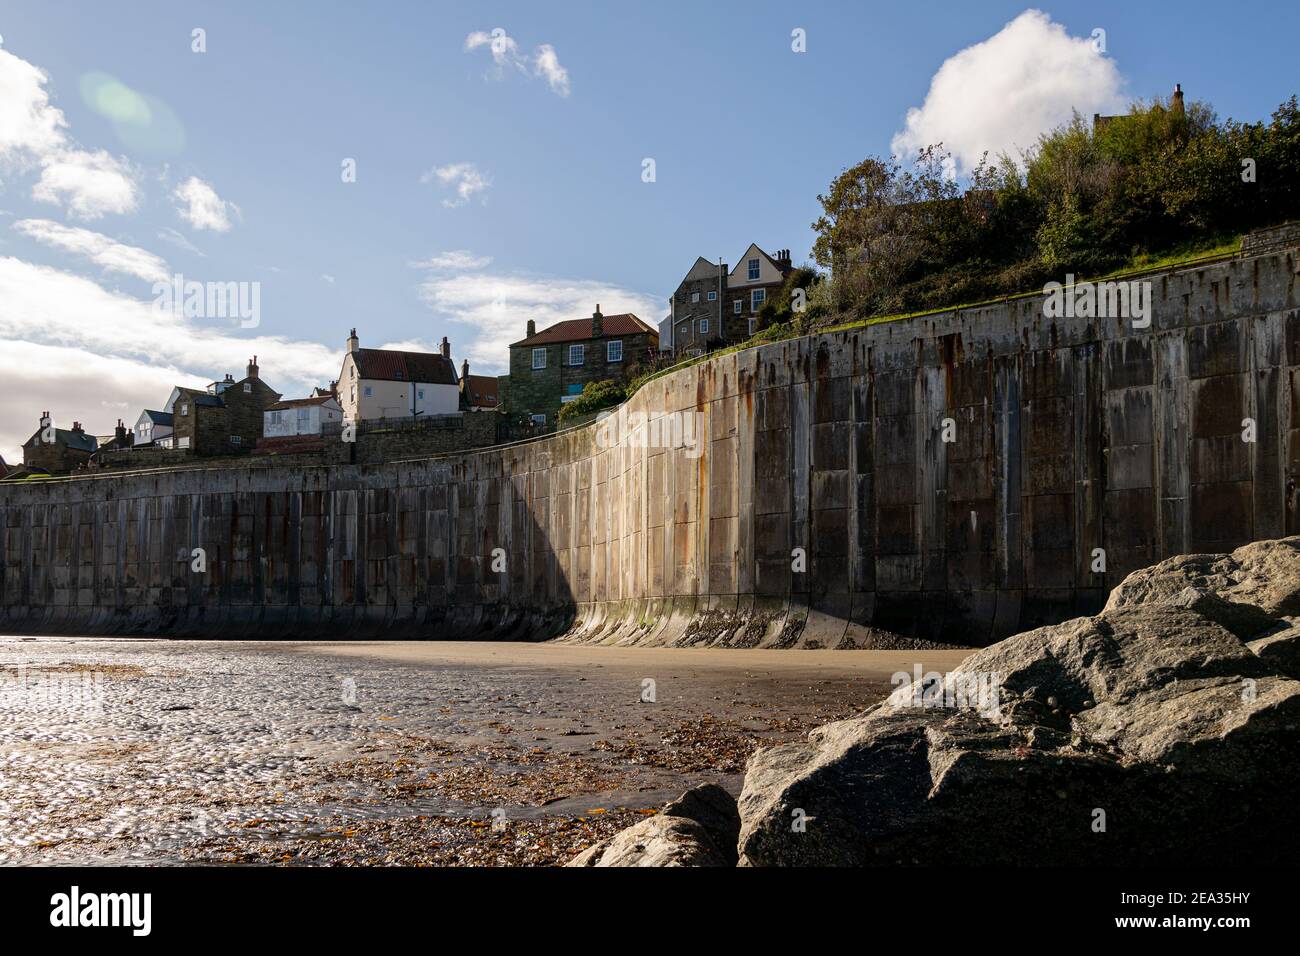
507, 306, 658, 426
21, 413, 98, 473
166, 357, 281, 455
669, 243, 792, 356
338, 329, 461, 421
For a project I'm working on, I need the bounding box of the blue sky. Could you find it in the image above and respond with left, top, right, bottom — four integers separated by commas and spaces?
1, 0, 1297, 461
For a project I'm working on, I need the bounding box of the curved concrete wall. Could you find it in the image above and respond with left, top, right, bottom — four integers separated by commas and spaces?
4, 249, 1300, 644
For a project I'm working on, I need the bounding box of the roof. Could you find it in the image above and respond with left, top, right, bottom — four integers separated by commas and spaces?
463, 374, 500, 407
511, 313, 657, 347
679, 256, 726, 283
268, 395, 338, 411
174, 387, 225, 408
24, 427, 98, 452
350, 348, 458, 385
140, 409, 174, 426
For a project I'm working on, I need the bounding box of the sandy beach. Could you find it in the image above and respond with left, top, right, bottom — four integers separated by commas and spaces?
0, 638, 971, 866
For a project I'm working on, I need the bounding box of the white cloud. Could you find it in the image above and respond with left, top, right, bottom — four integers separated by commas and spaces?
156, 226, 204, 257
532, 46, 570, 98
890, 9, 1125, 176
416, 269, 660, 374
464, 28, 571, 97
0, 49, 67, 165
13, 218, 169, 282
173, 176, 237, 232
0, 49, 140, 218
0, 256, 345, 461
411, 250, 493, 270
420, 162, 490, 208
321, 273, 335, 284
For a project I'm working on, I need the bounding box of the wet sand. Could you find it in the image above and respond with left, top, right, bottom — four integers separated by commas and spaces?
0, 638, 972, 866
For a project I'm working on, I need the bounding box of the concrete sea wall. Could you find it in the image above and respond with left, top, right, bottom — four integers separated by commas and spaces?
3, 248, 1300, 645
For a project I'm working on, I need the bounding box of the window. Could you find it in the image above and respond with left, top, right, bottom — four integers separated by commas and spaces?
531, 413, 546, 426
532, 348, 547, 370
607, 340, 623, 363
708, 291, 717, 301
568, 344, 585, 366
751, 289, 766, 311
733, 300, 743, 314
561, 383, 583, 404
394, 370, 404, 380
178, 437, 191, 449
180, 404, 189, 417
691, 291, 700, 303
748, 318, 757, 336
297, 408, 310, 426
270, 410, 283, 425
350, 367, 356, 379
700, 318, 709, 334
230, 435, 242, 445
417, 389, 425, 400
363, 386, 373, 397
747, 258, 760, 280
243, 382, 252, 393
350, 387, 356, 404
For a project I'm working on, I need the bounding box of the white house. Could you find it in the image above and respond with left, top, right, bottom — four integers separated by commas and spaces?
133, 409, 174, 447
264, 394, 343, 438
338, 329, 462, 421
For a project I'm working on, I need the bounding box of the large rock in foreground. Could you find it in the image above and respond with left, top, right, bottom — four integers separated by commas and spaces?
736, 538, 1300, 866
567, 784, 740, 867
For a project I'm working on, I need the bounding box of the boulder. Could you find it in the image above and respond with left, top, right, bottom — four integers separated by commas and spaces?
1248, 620, 1300, 680
736, 538, 1300, 866
567, 783, 740, 867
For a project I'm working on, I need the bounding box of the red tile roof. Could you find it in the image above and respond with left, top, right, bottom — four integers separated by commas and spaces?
464, 374, 500, 408
511, 313, 657, 347
351, 348, 458, 385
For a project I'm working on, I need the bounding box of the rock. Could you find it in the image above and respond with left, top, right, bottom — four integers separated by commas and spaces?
1248, 620, 1300, 680
566, 783, 740, 867
736, 538, 1300, 866
1104, 537, 1300, 622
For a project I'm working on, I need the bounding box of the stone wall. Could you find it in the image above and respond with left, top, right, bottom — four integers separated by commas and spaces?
3, 247, 1299, 644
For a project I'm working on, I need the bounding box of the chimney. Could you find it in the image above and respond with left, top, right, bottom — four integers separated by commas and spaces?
592, 303, 604, 339
1172, 83, 1185, 116
461, 359, 470, 390
246, 355, 259, 379
526, 319, 536, 338
440, 336, 451, 359
347, 328, 359, 353
71, 421, 83, 434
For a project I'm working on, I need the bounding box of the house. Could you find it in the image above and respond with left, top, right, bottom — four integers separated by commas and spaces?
133, 409, 174, 447
339, 329, 461, 421
96, 420, 135, 452
459, 362, 501, 411
1095, 82, 1184, 132
668, 244, 792, 356
507, 305, 658, 426
165, 357, 281, 455
22, 413, 98, 474
264, 393, 344, 438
